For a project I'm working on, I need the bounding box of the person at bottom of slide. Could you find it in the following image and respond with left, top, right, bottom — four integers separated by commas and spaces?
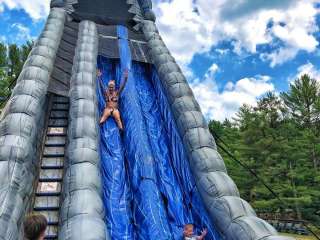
99, 69, 129, 131
183, 224, 208, 240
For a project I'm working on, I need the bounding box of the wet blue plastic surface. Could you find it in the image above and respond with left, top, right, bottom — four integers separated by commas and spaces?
97, 57, 134, 240
149, 67, 221, 240
97, 25, 220, 240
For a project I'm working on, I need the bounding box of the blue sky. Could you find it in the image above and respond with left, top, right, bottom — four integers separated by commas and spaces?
1, 0, 320, 121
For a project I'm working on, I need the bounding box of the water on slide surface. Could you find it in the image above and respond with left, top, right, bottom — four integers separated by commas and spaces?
97, 26, 221, 240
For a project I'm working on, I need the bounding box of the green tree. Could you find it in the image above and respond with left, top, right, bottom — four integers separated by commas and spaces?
0, 69, 10, 100
281, 74, 320, 127
8, 44, 22, 80
0, 42, 33, 106
210, 89, 320, 225
0, 42, 7, 67
282, 74, 320, 169
21, 40, 33, 63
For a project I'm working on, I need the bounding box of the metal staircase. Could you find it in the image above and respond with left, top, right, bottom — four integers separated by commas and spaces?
33, 95, 69, 239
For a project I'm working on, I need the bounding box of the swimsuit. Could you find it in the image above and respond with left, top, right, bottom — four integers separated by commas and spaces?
106, 91, 119, 103
106, 91, 119, 116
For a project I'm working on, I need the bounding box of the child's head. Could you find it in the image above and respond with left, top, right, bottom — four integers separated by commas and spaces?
183, 223, 194, 237
23, 213, 48, 240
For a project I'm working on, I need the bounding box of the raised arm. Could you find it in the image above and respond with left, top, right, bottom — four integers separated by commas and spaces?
197, 229, 208, 240
119, 69, 129, 94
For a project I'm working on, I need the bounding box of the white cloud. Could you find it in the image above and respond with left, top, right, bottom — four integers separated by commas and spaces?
0, 4, 4, 12
295, 62, 320, 81
191, 66, 274, 121
215, 48, 229, 55
155, 0, 319, 67
0, 35, 6, 42
206, 63, 219, 77
1, 1, 318, 69
11, 23, 33, 41
0, 0, 50, 20
261, 47, 299, 67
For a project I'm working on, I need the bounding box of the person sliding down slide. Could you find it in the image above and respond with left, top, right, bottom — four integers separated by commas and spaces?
99, 69, 129, 131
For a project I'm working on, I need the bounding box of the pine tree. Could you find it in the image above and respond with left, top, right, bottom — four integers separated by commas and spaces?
281, 74, 320, 127
209, 88, 320, 225
281, 74, 320, 169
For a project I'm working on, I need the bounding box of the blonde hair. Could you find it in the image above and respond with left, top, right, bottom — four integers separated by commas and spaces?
108, 80, 116, 86
184, 223, 194, 230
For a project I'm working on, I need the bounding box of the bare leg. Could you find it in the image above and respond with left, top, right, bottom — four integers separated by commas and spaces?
100, 108, 112, 124
113, 109, 123, 130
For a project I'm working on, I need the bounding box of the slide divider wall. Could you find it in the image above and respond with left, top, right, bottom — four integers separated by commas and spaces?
59, 20, 108, 240
0, 8, 66, 239
141, 19, 294, 240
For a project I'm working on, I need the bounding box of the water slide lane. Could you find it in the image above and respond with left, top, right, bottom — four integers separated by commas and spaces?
150, 67, 221, 240
132, 63, 192, 239
117, 25, 172, 239
97, 56, 135, 240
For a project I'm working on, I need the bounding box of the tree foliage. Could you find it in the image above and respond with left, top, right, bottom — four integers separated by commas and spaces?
209, 75, 320, 225
0, 41, 33, 104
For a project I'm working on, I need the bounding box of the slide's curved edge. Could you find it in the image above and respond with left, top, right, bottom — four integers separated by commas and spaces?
141, 19, 295, 240
59, 20, 108, 240
0, 8, 66, 239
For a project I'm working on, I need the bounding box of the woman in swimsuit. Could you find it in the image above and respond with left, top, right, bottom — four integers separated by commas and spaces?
99, 69, 129, 130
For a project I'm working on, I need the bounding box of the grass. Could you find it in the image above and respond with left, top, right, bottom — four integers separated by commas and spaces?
280, 233, 317, 239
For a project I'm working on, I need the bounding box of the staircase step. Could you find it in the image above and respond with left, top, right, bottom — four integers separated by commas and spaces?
40, 169, 63, 179
45, 143, 65, 148
41, 165, 64, 170
46, 133, 67, 137
50, 111, 68, 118
46, 136, 66, 146
47, 127, 67, 135
44, 235, 57, 240
37, 182, 61, 195
41, 157, 64, 169
52, 109, 68, 112
44, 236, 57, 240
48, 119, 68, 127
34, 196, 60, 210
43, 146, 65, 155
50, 116, 68, 120
53, 96, 69, 103
33, 210, 59, 224
48, 221, 59, 226
39, 178, 62, 183
43, 153, 64, 158
45, 225, 58, 239
36, 191, 61, 197
52, 103, 69, 111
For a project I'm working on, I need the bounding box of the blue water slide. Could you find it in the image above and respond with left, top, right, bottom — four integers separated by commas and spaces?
97, 25, 221, 240
97, 57, 134, 240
